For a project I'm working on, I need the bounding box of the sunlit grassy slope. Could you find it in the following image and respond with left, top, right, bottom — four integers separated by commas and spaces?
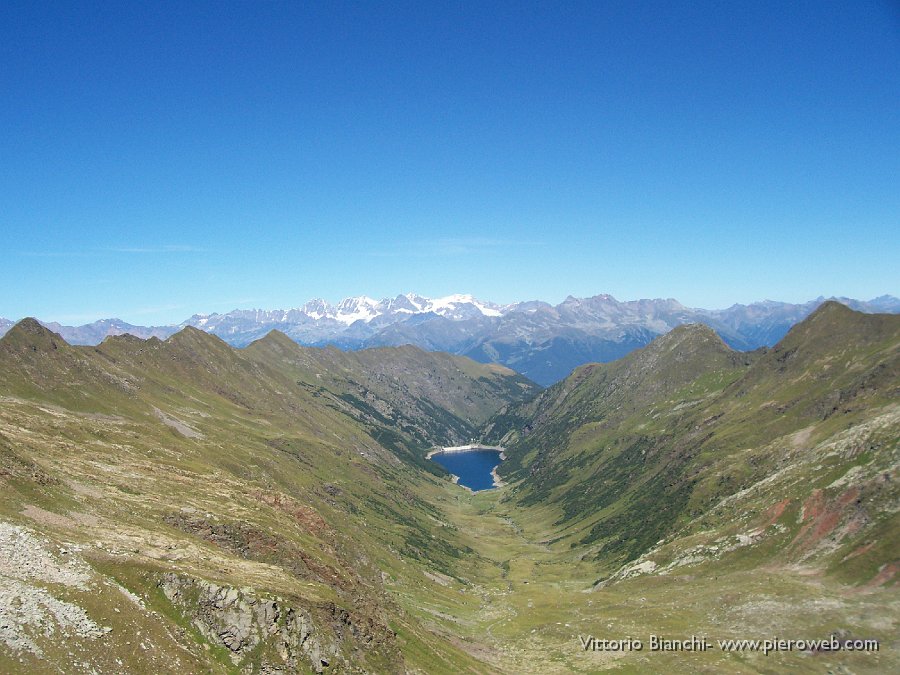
0, 320, 536, 673
0, 302, 896, 673
490, 302, 898, 574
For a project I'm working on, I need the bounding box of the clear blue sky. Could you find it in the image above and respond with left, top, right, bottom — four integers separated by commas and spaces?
2, 0, 898, 325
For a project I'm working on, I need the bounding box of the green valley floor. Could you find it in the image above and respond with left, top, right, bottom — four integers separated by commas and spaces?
393, 481, 897, 674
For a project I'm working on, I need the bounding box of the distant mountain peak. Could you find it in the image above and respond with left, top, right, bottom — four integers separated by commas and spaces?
100, 332, 146, 346
2, 317, 60, 341
665, 321, 725, 338
813, 298, 857, 316
0, 318, 68, 355
652, 322, 733, 355
1, 294, 897, 386
166, 325, 231, 351
7, 316, 46, 334
249, 329, 299, 351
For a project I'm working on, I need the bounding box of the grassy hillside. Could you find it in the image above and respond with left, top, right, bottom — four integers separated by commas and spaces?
243, 330, 537, 468
0, 303, 896, 674
0, 320, 535, 673
489, 302, 899, 582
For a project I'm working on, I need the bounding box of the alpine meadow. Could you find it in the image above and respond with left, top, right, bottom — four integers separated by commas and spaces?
1, 301, 897, 672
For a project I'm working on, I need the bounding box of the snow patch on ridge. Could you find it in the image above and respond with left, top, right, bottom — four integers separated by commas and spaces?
334, 296, 381, 325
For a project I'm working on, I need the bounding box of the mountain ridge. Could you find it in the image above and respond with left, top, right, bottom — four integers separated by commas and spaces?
484, 303, 899, 583
0, 312, 541, 671
1, 304, 897, 672
4, 293, 898, 385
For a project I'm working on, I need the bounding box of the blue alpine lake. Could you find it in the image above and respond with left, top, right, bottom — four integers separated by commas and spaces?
430, 450, 502, 491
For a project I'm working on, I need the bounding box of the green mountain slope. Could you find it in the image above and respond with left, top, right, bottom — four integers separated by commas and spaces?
242, 330, 537, 470
0, 321, 535, 673
1, 303, 896, 674
488, 302, 899, 583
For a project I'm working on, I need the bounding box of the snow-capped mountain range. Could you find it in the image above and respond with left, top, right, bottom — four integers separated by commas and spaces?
191, 293, 504, 331
3, 293, 898, 385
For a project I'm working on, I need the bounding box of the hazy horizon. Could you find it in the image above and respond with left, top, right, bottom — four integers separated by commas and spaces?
2, 290, 898, 329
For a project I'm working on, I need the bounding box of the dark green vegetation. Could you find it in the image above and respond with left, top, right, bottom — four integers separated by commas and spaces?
0, 302, 897, 673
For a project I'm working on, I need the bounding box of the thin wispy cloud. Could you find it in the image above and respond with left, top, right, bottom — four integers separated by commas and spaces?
368, 237, 544, 258
15, 250, 94, 258
126, 303, 191, 318
16, 245, 207, 258
104, 245, 207, 254
38, 303, 193, 325
43, 312, 119, 324
207, 298, 264, 310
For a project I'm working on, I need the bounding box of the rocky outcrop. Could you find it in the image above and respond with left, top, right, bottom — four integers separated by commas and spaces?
158, 573, 403, 673
159, 573, 333, 672
0, 522, 109, 658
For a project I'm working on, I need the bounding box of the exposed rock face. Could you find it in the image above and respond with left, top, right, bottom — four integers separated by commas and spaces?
158, 573, 403, 673
158, 573, 332, 672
